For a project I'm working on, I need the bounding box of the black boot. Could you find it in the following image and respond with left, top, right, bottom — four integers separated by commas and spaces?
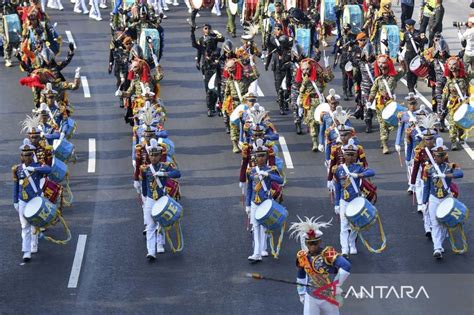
343, 91, 349, 101
224, 115, 230, 134
365, 119, 372, 133
295, 121, 302, 134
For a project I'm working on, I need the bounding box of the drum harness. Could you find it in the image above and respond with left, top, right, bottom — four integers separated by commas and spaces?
149, 163, 184, 253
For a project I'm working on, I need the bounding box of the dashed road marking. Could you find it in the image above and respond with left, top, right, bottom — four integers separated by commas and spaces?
67, 234, 87, 288
65, 30, 76, 49
279, 136, 294, 169
81, 76, 91, 98
88, 138, 96, 173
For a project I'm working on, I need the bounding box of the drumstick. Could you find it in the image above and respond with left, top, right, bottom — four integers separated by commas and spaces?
329, 190, 334, 205
397, 151, 403, 168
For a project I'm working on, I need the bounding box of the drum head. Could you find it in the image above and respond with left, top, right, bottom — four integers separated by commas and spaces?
344, 61, 353, 72
436, 198, 455, 218
230, 104, 247, 122
190, 0, 203, 8
453, 103, 468, 122
24, 197, 43, 218
345, 197, 365, 217
53, 139, 61, 151
381, 102, 397, 120
152, 196, 170, 216
314, 103, 331, 123
409, 56, 421, 71
255, 199, 272, 220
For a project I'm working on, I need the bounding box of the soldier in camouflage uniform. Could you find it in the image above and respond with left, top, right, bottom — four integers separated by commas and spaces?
368, 54, 405, 154
428, 34, 449, 129
295, 57, 334, 151
442, 56, 470, 150
290, 43, 306, 134
222, 58, 258, 153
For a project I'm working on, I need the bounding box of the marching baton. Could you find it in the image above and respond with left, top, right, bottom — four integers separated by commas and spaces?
397, 151, 403, 168
246, 273, 316, 288
330, 190, 334, 205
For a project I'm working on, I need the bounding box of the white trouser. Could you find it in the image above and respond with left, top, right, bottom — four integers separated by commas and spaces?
414, 169, 424, 206
100, 0, 106, 5
303, 292, 339, 315
141, 195, 146, 225
250, 202, 267, 256
41, 0, 47, 11
18, 200, 38, 253
212, 0, 221, 14
74, 0, 88, 11
143, 197, 165, 256
89, 0, 101, 18
161, 0, 169, 10
428, 195, 447, 251
339, 200, 357, 254
184, 0, 191, 9
48, 0, 64, 9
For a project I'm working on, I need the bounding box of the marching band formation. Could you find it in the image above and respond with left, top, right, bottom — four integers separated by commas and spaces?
1, 0, 473, 313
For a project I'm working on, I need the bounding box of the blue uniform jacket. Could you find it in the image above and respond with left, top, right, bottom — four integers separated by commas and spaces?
13, 163, 52, 203
141, 162, 181, 199
422, 162, 463, 203
319, 114, 352, 147
334, 163, 375, 206
246, 165, 283, 206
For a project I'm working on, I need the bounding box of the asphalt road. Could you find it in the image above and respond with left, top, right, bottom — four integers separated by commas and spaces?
0, 1, 473, 314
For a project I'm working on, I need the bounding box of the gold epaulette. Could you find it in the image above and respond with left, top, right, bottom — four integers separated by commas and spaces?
321, 246, 340, 265
12, 165, 19, 180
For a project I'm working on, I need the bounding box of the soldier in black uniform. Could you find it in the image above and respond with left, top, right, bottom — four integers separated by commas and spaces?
335, 23, 356, 100
265, 23, 293, 115
191, 23, 225, 117
400, 19, 428, 93
109, 35, 133, 107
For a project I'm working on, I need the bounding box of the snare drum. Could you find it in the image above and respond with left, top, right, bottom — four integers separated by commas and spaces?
255, 199, 288, 230
151, 195, 183, 227
53, 138, 74, 162
453, 103, 474, 130
49, 157, 68, 183
313, 102, 331, 123
436, 197, 470, 228
42, 178, 63, 203
409, 56, 429, 78
345, 197, 377, 230
382, 101, 406, 127
24, 196, 58, 228
230, 104, 247, 125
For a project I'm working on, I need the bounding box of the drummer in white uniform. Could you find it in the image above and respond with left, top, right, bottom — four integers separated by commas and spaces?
422, 138, 464, 259
245, 145, 283, 262
12, 141, 52, 262
333, 140, 375, 257
140, 139, 181, 260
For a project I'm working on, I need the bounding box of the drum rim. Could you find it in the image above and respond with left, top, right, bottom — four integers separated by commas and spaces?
436, 197, 457, 218
151, 195, 171, 216
381, 102, 400, 119
453, 103, 468, 121
255, 199, 273, 220
345, 197, 370, 217
24, 196, 45, 218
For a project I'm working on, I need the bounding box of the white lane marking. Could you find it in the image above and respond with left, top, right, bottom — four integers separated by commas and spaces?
81, 76, 91, 98
65, 30, 76, 49
279, 136, 294, 169
400, 78, 432, 109
401, 78, 474, 159
67, 234, 87, 288
461, 143, 474, 160
88, 138, 96, 173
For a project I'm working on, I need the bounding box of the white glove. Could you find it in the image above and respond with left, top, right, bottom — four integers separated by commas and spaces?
327, 181, 334, 192
245, 206, 251, 215
133, 180, 141, 194
40, 131, 45, 137
75, 67, 81, 79
334, 206, 340, 215
409, 184, 416, 191
25, 166, 35, 172
419, 204, 427, 212
324, 56, 330, 68
395, 144, 401, 152
299, 294, 305, 304
318, 144, 324, 152
349, 172, 359, 178
14, 203, 19, 212
115, 89, 123, 97
239, 182, 245, 189
259, 171, 269, 177
132, 160, 136, 169
60, 132, 65, 140
156, 171, 166, 177
434, 173, 446, 178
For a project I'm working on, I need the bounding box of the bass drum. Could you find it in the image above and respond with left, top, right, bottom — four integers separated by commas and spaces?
313, 102, 331, 124
295, 27, 311, 57
139, 28, 161, 61
343, 5, 364, 34
380, 25, 400, 59
3, 14, 22, 45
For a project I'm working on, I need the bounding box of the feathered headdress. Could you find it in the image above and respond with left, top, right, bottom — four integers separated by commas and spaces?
419, 113, 439, 136
241, 23, 259, 41
326, 88, 341, 102
19, 138, 36, 151
333, 108, 351, 130
146, 138, 163, 154
431, 137, 448, 154
140, 105, 156, 132
20, 114, 42, 134
252, 138, 268, 153
289, 216, 333, 243
342, 138, 358, 153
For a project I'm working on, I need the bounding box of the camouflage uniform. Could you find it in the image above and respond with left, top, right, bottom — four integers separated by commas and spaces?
442, 77, 469, 146
369, 71, 404, 144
